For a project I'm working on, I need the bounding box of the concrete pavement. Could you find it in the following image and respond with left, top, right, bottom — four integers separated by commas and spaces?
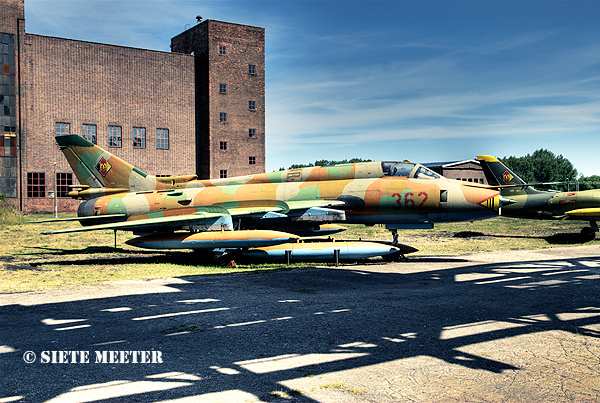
1, 245, 599, 402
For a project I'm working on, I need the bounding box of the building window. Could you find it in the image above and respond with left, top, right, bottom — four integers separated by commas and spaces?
248, 101, 256, 111
0, 33, 16, 140
248, 64, 256, 76
133, 127, 146, 148
82, 124, 97, 144
157, 128, 169, 149
220, 170, 227, 178
219, 84, 227, 94
249, 129, 256, 138
55, 122, 70, 136
219, 45, 227, 55
27, 172, 45, 198
220, 141, 227, 151
219, 113, 227, 123
0, 34, 17, 198
108, 125, 122, 147
56, 172, 73, 198
249, 156, 256, 165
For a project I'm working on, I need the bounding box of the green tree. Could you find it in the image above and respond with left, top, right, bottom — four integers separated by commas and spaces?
287, 158, 372, 170
499, 149, 578, 191
577, 175, 600, 191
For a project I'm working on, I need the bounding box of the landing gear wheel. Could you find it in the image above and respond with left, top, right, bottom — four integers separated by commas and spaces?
581, 227, 596, 241
192, 250, 219, 264
382, 251, 407, 262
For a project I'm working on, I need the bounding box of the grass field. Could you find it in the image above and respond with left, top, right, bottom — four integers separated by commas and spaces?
1, 211, 597, 292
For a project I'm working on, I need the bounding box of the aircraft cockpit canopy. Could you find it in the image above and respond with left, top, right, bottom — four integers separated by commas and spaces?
381, 161, 441, 179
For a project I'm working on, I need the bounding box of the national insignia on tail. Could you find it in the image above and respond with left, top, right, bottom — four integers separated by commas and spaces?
502, 170, 513, 184
96, 157, 112, 177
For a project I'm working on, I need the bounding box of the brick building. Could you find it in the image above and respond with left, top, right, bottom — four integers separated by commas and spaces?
423, 160, 488, 184
0, 0, 265, 213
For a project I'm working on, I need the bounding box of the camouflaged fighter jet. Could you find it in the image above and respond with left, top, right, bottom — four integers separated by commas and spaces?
478, 155, 600, 239
43, 134, 500, 258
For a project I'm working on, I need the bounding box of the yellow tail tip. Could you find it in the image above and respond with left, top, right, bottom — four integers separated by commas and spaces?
477, 155, 499, 162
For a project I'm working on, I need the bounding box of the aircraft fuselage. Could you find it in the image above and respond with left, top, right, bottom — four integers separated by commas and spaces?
499, 188, 600, 219
77, 175, 498, 230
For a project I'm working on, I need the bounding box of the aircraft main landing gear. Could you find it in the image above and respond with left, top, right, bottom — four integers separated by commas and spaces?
581, 220, 598, 241
391, 229, 399, 246
384, 229, 412, 262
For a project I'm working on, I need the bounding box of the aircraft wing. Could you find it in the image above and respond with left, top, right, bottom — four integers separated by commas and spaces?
36, 214, 128, 223
43, 199, 346, 235
42, 210, 228, 234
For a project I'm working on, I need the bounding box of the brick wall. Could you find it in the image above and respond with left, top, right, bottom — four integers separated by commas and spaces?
4, 1, 267, 213
442, 162, 488, 184
0, 0, 23, 33
20, 35, 197, 213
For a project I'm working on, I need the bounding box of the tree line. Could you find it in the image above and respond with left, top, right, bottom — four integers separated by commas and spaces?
278, 158, 372, 171
499, 149, 599, 191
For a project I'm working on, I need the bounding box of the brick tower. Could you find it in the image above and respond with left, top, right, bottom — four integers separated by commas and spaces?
171, 20, 266, 179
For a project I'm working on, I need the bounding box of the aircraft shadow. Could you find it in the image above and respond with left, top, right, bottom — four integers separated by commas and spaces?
544, 232, 596, 244
403, 256, 471, 263
10, 248, 225, 267
454, 230, 595, 245
22, 246, 149, 255
1, 253, 599, 402
25, 252, 223, 268
9, 247, 469, 268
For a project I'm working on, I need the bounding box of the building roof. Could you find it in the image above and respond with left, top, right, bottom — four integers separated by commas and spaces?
422, 159, 480, 169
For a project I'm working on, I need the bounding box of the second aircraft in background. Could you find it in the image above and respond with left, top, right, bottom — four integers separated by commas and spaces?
478, 155, 599, 239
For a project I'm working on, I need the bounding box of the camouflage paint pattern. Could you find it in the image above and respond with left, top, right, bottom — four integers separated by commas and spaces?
49, 135, 500, 236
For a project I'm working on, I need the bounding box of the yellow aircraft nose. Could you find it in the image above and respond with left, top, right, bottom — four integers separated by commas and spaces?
461, 185, 500, 212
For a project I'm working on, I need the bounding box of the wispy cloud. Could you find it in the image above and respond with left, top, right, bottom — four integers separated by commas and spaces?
25, 1, 217, 50
266, 18, 599, 168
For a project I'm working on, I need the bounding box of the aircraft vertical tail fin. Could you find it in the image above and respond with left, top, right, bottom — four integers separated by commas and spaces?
477, 155, 541, 195
55, 134, 157, 191
477, 155, 528, 186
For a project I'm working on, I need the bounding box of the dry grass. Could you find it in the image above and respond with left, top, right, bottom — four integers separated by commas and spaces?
332, 218, 598, 255
0, 212, 597, 292
0, 197, 25, 225
1, 212, 304, 292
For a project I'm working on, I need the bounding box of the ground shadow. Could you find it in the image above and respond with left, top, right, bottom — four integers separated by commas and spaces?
453, 230, 595, 245
1, 251, 599, 402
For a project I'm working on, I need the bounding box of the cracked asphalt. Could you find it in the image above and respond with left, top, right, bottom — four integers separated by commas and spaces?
1, 245, 599, 402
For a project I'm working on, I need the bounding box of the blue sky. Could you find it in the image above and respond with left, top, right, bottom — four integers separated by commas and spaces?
25, 0, 600, 176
